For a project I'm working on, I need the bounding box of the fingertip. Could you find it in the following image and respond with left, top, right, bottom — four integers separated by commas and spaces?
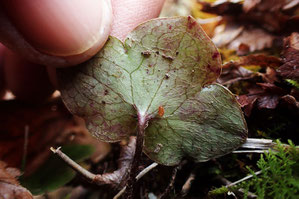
1, 0, 112, 57
111, 0, 165, 40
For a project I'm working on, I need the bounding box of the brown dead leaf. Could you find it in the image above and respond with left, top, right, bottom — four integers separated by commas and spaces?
197, 16, 223, 37
217, 65, 253, 85
228, 28, 276, 53
277, 32, 299, 80
199, 0, 298, 32
160, 0, 194, 17
213, 23, 276, 53
0, 161, 33, 199
237, 94, 258, 116
198, 0, 243, 15
212, 22, 244, 47
223, 54, 282, 68
218, 54, 281, 85
281, 94, 299, 109
217, 53, 297, 115
243, 0, 292, 12
237, 83, 286, 116
0, 98, 110, 176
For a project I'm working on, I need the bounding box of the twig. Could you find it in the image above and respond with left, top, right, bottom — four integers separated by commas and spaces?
159, 165, 179, 199
211, 170, 264, 198
181, 172, 196, 196
240, 138, 275, 150
136, 163, 159, 181
21, 125, 29, 172
214, 176, 257, 198
233, 150, 266, 153
174, 163, 198, 198
113, 162, 158, 199
50, 146, 96, 181
226, 170, 263, 188
50, 137, 136, 186
125, 114, 148, 199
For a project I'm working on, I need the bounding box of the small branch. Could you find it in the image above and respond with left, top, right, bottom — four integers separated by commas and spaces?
226, 170, 263, 188
21, 125, 29, 172
159, 165, 179, 199
136, 163, 158, 181
125, 114, 148, 199
240, 138, 274, 150
213, 176, 257, 198
181, 172, 196, 196
50, 147, 96, 181
232, 150, 266, 153
113, 162, 158, 199
50, 137, 137, 186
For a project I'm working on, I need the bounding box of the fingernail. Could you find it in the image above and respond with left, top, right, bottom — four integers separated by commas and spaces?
2, 0, 113, 56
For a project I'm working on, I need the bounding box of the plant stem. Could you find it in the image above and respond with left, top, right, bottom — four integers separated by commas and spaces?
125, 114, 148, 199
113, 162, 158, 199
21, 125, 29, 172
181, 170, 196, 196
159, 165, 179, 199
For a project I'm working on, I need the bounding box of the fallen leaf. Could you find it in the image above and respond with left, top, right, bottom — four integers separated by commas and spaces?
236, 94, 257, 116
199, 0, 298, 32
238, 83, 287, 116
0, 161, 33, 199
212, 23, 244, 48
227, 28, 275, 52
199, 0, 243, 15
217, 54, 295, 115
58, 16, 247, 166
218, 54, 281, 85
160, 0, 194, 17
212, 22, 276, 53
0, 98, 110, 175
281, 94, 299, 110
277, 32, 299, 80
217, 65, 253, 85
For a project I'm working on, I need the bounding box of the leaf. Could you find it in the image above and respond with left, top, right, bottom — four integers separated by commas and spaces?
213, 24, 275, 53
277, 32, 299, 81
58, 16, 247, 166
143, 84, 247, 165
0, 161, 33, 199
0, 98, 110, 175
21, 144, 94, 195
199, 0, 298, 33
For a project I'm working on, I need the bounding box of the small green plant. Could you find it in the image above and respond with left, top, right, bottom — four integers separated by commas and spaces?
209, 140, 299, 199
56, 16, 248, 197
285, 79, 299, 89
243, 140, 299, 199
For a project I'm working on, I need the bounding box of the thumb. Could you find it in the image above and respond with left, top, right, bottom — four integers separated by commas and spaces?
0, 0, 112, 67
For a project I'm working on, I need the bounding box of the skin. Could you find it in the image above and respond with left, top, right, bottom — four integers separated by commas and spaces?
0, 0, 165, 101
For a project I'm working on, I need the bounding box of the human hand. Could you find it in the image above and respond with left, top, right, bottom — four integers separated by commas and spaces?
0, 0, 165, 101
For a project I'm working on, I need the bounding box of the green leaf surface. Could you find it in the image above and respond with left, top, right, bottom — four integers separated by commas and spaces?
58, 16, 247, 165
21, 144, 94, 195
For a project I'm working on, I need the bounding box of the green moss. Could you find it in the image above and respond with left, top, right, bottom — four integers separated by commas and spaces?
285, 79, 299, 89
209, 140, 299, 199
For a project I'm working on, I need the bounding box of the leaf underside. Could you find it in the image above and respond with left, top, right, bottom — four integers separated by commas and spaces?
58, 16, 248, 166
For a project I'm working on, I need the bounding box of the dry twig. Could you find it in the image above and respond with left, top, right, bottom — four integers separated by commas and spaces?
51, 137, 136, 186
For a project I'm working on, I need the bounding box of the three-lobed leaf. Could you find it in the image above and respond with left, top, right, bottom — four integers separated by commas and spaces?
58, 16, 247, 166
